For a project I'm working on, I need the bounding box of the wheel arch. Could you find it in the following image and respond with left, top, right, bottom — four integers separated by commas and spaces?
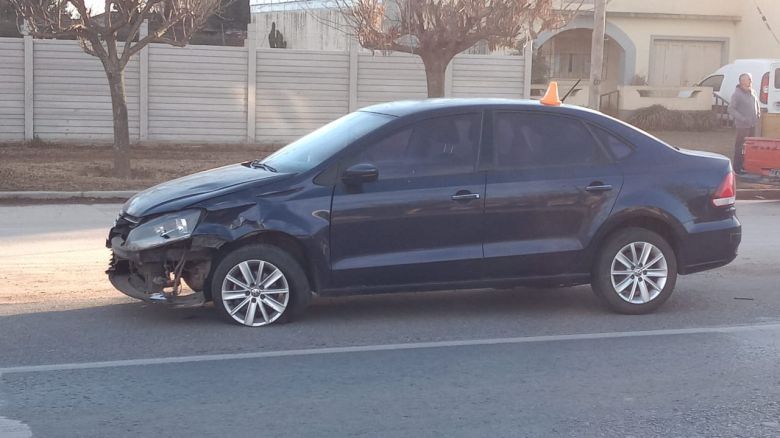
589, 209, 686, 271
209, 230, 322, 297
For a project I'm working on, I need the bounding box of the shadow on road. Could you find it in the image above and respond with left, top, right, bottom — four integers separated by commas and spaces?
2, 281, 774, 369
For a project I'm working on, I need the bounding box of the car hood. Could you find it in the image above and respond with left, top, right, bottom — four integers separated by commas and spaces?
123, 164, 291, 217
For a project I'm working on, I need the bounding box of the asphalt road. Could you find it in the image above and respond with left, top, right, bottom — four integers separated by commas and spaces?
1, 201, 779, 437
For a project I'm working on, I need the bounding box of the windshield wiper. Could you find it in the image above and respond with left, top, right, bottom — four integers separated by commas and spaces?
249, 160, 277, 172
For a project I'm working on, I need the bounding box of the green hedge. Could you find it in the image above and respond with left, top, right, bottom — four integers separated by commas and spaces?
627, 105, 717, 131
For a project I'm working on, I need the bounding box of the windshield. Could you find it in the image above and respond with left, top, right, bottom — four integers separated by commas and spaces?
260, 111, 394, 173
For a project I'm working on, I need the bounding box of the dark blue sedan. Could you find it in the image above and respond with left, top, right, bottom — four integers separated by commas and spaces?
107, 99, 741, 327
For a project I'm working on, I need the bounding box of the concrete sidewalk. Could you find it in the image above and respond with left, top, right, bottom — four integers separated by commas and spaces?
0, 191, 137, 200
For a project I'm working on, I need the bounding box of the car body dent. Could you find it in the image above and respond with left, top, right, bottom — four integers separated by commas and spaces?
106, 99, 741, 308
123, 164, 294, 217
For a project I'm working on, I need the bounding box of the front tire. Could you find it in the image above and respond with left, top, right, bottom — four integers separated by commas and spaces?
211, 244, 311, 327
591, 227, 678, 314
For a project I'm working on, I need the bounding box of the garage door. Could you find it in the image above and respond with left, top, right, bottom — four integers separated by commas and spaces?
650, 39, 725, 87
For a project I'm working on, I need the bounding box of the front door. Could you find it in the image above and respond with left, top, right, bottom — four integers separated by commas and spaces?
482, 111, 624, 279
330, 113, 486, 289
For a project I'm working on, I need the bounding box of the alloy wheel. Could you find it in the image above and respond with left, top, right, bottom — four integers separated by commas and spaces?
610, 241, 668, 304
220, 260, 290, 327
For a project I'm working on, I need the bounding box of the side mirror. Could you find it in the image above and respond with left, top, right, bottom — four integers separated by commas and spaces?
341, 163, 379, 185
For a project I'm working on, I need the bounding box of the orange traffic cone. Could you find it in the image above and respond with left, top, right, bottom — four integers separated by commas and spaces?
540, 81, 562, 106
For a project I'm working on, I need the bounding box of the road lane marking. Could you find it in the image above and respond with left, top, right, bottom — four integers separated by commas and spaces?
2, 322, 779, 375
0, 416, 32, 438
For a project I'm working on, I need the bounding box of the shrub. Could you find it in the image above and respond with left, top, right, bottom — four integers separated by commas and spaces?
627, 105, 717, 131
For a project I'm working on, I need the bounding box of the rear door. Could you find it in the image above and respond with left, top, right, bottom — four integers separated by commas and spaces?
769, 63, 780, 114
482, 111, 624, 279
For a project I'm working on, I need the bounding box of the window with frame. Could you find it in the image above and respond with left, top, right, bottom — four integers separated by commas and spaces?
349, 113, 482, 180
699, 75, 724, 92
589, 125, 635, 161
492, 112, 606, 168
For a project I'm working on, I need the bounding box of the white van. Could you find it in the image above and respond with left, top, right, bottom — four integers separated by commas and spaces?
768, 62, 780, 114
696, 59, 780, 111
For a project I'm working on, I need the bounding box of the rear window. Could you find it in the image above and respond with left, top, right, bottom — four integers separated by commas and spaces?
590, 125, 635, 161
699, 74, 724, 92
492, 112, 607, 168
775, 68, 780, 89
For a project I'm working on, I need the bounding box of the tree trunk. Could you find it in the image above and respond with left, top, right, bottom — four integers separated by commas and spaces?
106, 67, 131, 179
421, 54, 449, 98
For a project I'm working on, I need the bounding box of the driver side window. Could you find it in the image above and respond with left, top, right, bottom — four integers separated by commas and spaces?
350, 113, 482, 180
699, 75, 724, 92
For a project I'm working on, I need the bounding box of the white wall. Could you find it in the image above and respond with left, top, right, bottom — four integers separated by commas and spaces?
255, 49, 350, 143
33, 40, 141, 141
0, 37, 528, 145
0, 39, 25, 141
452, 55, 525, 98
148, 45, 248, 142
253, 8, 351, 51
735, 0, 780, 60
357, 53, 428, 108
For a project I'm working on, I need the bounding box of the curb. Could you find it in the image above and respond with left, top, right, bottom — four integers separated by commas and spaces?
0, 191, 137, 200
736, 189, 780, 199
0, 189, 779, 202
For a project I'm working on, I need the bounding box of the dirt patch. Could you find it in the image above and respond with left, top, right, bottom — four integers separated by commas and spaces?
0, 129, 775, 192
648, 129, 734, 157
0, 142, 277, 191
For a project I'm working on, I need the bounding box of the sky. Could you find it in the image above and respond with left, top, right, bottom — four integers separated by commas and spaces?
83, 1, 105, 15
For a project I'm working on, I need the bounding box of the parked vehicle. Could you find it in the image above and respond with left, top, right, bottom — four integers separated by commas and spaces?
107, 99, 742, 327
697, 58, 780, 109
737, 62, 780, 185
768, 61, 780, 114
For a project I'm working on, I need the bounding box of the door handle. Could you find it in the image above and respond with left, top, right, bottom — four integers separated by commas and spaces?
451, 192, 480, 201
584, 184, 613, 193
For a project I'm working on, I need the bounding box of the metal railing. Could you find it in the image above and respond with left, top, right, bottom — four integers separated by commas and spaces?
599, 90, 620, 117
713, 94, 734, 128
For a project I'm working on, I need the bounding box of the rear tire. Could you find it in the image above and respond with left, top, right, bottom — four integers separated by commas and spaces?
591, 227, 677, 315
211, 244, 311, 327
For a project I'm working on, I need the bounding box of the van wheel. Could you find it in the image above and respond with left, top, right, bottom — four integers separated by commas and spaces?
211, 244, 311, 327
591, 227, 677, 314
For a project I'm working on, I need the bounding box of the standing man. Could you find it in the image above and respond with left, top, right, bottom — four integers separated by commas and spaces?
728, 73, 761, 173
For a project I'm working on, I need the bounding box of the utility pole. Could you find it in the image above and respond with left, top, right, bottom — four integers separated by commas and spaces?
588, 0, 607, 110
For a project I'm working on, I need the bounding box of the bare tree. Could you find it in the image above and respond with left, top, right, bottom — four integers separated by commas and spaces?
11, 0, 222, 178
336, 0, 579, 98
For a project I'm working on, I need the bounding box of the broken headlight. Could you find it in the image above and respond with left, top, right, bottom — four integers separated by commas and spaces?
125, 209, 202, 251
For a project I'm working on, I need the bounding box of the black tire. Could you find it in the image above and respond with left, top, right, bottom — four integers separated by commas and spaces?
591, 227, 678, 315
211, 244, 311, 327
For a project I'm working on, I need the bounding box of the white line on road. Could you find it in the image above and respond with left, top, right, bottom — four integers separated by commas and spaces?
2, 322, 779, 376
0, 416, 32, 438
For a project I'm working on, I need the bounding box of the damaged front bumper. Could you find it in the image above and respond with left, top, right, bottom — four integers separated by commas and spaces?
107, 235, 213, 308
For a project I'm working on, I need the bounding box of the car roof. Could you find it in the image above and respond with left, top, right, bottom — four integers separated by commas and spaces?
358, 98, 602, 119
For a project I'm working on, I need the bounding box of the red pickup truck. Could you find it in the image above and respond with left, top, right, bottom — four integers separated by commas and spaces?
743, 137, 780, 183
742, 63, 780, 184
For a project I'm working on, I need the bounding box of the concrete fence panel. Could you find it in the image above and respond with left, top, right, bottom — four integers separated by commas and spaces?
0, 38, 24, 141
33, 39, 140, 141
452, 55, 526, 99
357, 53, 428, 108
0, 37, 529, 145
148, 44, 248, 143
255, 49, 349, 144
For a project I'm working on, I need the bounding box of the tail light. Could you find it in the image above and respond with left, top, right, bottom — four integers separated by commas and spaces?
760, 72, 769, 105
712, 171, 736, 207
